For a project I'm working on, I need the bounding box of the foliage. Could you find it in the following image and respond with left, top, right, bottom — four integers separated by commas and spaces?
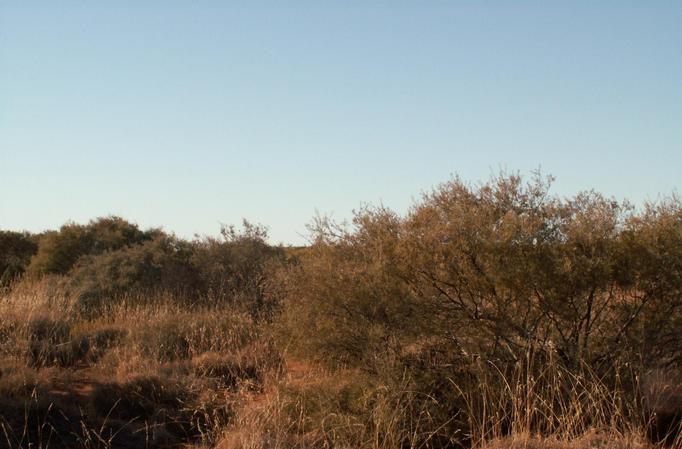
10, 218, 287, 314
27, 216, 153, 276
0, 231, 38, 287
0, 173, 680, 448
65, 234, 200, 312
274, 172, 682, 448
191, 220, 287, 315
281, 173, 682, 371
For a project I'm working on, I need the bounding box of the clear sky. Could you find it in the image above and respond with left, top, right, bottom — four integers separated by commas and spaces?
1, 1, 680, 244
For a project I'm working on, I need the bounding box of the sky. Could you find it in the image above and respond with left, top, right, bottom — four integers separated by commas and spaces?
1, 1, 680, 245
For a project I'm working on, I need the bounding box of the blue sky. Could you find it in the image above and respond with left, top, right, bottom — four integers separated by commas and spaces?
1, 1, 680, 244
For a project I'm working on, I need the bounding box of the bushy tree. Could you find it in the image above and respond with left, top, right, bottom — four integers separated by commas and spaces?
66, 235, 199, 311
0, 231, 38, 287
192, 220, 286, 315
617, 197, 682, 367
27, 216, 152, 276
280, 173, 682, 371
60, 219, 287, 314
275, 172, 682, 448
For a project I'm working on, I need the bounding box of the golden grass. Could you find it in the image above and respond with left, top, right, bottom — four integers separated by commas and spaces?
0, 279, 679, 449
0, 280, 277, 448
481, 431, 654, 449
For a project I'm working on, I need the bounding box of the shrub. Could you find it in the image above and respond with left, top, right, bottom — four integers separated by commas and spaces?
275, 172, 682, 448
27, 216, 153, 276
66, 235, 200, 312
0, 230, 38, 287
281, 173, 682, 371
90, 375, 191, 421
20, 318, 126, 368
191, 220, 286, 314
192, 352, 262, 390
133, 311, 258, 363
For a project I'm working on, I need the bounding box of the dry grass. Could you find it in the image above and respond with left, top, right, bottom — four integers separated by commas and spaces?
481, 431, 654, 449
0, 280, 280, 448
0, 279, 679, 449
215, 359, 681, 449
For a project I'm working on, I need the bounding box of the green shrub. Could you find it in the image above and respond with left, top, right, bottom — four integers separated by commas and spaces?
0, 230, 38, 287
27, 216, 153, 276
66, 235, 200, 312
21, 218, 287, 317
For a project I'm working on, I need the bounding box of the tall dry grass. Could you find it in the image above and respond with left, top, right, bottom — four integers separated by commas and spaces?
0, 280, 679, 449
451, 351, 679, 449
215, 353, 680, 449
0, 278, 282, 449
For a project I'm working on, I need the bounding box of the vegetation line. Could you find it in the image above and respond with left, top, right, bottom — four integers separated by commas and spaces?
0, 172, 680, 448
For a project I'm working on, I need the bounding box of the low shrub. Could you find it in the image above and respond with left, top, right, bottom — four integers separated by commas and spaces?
90, 375, 190, 421
90, 375, 228, 445
133, 312, 258, 363
191, 349, 274, 391
23, 320, 126, 368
